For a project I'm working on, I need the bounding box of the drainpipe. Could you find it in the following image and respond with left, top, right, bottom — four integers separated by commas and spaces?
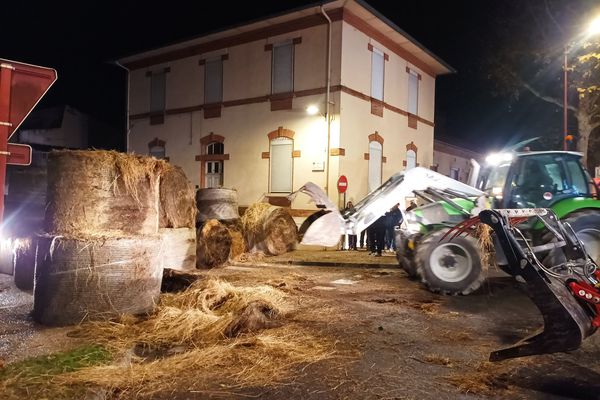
321, 6, 332, 196
113, 61, 131, 152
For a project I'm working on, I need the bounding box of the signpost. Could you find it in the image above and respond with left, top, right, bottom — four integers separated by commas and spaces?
337, 175, 348, 210
0, 59, 57, 225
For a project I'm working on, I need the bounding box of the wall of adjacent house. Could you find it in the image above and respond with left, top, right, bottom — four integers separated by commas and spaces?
18, 107, 89, 149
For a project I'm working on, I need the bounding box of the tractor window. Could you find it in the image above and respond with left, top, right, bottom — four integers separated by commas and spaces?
566, 159, 589, 195
511, 155, 567, 207
482, 163, 510, 196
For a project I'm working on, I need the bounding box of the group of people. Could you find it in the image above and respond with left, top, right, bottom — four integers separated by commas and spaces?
342, 200, 417, 256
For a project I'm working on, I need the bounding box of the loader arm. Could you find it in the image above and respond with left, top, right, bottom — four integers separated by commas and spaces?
290, 167, 484, 246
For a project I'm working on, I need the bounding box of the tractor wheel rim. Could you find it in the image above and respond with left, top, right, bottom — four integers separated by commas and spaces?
429, 243, 473, 283
577, 228, 600, 263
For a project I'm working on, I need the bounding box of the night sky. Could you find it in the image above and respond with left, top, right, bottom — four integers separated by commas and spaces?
1, 0, 594, 153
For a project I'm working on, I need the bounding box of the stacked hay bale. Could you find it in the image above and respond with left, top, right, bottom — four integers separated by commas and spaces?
32, 150, 196, 326
159, 165, 197, 271
196, 188, 242, 268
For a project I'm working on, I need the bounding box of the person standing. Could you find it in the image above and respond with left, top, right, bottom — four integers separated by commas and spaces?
385, 203, 403, 252
343, 201, 358, 250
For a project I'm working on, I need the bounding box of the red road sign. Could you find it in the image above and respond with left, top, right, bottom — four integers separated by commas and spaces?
0, 59, 57, 227
337, 175, 348, 193
0, 59, 57, 140
6, 143, 32, 166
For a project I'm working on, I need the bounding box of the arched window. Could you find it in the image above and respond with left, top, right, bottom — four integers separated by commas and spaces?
406, 149, 416, 170
148, 138, 166, 159
368, 141, 382, 192
270, 137, 293, 193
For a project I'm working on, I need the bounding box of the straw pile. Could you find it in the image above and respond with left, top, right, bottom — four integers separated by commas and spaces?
159, 165, 196, 229
51, 279, 333, 398
241, 203, 297, 255
196, 219, 232, 268
45, 150, 168, 237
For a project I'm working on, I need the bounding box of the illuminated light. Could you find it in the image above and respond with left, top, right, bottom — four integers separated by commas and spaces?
485, 152, 512, 165
306, 105, 319, 115
588, 16, 600, 36
492, 187, 503, 196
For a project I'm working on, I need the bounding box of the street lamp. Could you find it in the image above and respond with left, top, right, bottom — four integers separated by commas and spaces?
563, 15, 600, 150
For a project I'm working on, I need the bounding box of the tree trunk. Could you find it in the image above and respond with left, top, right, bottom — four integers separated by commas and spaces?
576, 95, 594, 168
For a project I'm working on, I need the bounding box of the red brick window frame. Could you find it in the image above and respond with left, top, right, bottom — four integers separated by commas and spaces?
403, 141, 419, 169
265, 37, 301, 111
148, 137, 169, 161
368, 44, 389, 117
145, 67, 171, 125
195, 133, 230, 188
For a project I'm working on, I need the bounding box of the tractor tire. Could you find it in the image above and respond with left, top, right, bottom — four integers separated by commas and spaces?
543, 210, 600, 268
415, 228, 485, 295
396, 232, 420, 279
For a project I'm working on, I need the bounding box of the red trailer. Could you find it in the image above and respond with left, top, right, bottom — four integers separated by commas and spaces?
0, 59, 57, 227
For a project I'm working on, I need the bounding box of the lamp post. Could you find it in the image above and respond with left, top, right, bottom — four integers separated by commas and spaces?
563, 16, 600, 151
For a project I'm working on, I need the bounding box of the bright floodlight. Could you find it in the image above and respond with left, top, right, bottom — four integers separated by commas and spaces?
588, 16, 600, 36
306, 105, 319, 115
485, 152, 513, 165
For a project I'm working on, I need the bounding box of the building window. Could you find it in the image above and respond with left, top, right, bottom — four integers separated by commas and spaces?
150, 71, 166, 113
205, 141, 224, 188
272, 42, 294, 94
270, 137, 293, 193
371, 48, 384, 101
408, 70, 419, 115
148, 138, 166, 159
207, 141, 224, 155
450, 168, 460, 181
368, 141, 383, 192
204, 58, 223, 104
406, 149, 417, 170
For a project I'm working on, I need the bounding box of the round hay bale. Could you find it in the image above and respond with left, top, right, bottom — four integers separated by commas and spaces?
196, 188, 240, 223
14, 237, 36, 291
45, 150, 166, 237
241, 203, 298, 256
33, 235, 164, 326
159, 228, 196, 271
222, 219, 245, 260
196, 219, 232, 269
159, 165, 196, 229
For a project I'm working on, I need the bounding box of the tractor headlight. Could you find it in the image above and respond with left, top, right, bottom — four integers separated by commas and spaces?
404, 211, 422, 234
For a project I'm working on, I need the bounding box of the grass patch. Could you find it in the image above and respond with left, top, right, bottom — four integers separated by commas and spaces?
0, 344, 112, 400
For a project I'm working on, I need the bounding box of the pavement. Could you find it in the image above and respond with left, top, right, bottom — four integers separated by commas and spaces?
247, 248, 400, 268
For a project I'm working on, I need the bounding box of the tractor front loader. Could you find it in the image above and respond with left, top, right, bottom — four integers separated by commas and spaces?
470, 208, 600, 361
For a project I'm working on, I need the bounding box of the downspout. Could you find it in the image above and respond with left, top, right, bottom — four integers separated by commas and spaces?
114, 61, 131, 152
320, 6, 332, 196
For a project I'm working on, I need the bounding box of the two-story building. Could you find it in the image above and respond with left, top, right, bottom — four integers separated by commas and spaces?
118, 0, 453, 215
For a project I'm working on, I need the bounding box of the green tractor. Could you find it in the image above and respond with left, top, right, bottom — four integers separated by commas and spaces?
400, 150, 600, 295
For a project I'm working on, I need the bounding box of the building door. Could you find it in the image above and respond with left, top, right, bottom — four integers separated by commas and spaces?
270, 137, 293, 193
368, 141, 382, 192
406, 149, 416, 170
205, 160, 222, 188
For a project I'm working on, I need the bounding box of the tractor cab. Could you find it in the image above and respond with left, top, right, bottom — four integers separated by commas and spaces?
477, 151, 596, 209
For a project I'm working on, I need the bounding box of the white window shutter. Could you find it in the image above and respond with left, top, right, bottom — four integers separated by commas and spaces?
368, 141, 382, 192
371, 49, 384, 101
205, 59, 223, 104
270, 137, 293, 192
272, 43, 293, 94
150, 72, 166, 112
408, 72, 419, 114
406, 150, 416, 170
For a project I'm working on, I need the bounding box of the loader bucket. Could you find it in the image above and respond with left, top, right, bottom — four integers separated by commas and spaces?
478, 210, 596, 362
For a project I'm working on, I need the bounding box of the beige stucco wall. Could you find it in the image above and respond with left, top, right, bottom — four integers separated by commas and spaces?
129, 92, 341, 210
337, 92, 434, 204
339, 21, 435, 122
